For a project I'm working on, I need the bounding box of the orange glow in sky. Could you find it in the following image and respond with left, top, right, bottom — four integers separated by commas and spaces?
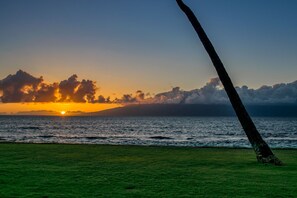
0, 103, 121, 115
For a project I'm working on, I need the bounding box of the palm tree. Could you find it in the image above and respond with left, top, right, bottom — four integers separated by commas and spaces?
176, 0, 282, 165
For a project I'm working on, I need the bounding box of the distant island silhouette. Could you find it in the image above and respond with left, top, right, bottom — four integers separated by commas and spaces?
87, 104, 297, 117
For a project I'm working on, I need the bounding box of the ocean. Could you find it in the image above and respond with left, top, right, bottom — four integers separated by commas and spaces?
0, 116, 296, 148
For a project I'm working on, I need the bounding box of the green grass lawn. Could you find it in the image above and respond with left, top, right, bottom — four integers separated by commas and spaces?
0, 143, 296, 197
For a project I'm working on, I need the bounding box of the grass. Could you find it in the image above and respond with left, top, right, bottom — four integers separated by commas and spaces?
0, 143, 296, 197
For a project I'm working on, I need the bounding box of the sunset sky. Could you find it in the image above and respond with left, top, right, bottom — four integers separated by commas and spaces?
1, 0, 297, 113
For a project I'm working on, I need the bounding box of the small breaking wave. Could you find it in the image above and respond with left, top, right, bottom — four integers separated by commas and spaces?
19, 126, 41, 130
150, 136, 173, 140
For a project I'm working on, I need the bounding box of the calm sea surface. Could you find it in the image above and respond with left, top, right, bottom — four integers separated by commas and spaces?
0, 116, 297, 148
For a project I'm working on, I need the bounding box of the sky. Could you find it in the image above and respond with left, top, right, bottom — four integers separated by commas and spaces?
1, 0, 297, 113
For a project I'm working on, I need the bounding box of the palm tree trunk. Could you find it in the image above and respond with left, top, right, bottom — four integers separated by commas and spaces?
176, 0, 282, 165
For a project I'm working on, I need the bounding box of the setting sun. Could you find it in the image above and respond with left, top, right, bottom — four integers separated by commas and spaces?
60, 111, 66, 115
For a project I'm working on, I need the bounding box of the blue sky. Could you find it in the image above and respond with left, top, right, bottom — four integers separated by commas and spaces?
1, 0, 297, 96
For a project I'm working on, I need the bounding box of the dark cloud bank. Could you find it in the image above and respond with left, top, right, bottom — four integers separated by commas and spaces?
0, 70, 96, 103
1, 70, 297, 105
150, 78, 297, 105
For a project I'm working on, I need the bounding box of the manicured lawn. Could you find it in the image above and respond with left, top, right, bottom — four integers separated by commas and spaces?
0, 143, 296, 197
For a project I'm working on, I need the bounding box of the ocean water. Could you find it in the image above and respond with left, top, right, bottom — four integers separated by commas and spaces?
0, 116, 296, 148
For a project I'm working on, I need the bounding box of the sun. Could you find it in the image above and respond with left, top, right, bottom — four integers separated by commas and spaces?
60, 111, 66, 115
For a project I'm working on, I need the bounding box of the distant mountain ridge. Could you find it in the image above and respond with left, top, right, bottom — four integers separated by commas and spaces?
87, 104, 297, 117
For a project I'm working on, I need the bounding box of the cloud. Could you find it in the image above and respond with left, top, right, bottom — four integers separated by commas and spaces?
58, 75, 97, 103
184, 78, 228, 104
236, 81, 297, 104
150, 87, 185, 104
116, 94, 136, 103
147, 78, 297, 105
135, 90, 145, 101
0, 70, 97, 103
147, 78, 228, 104
112, 90, 148, 104
58, 75, 80, 102
72, 79, 97, 103
34, 83, 59, 102
0, 70, 43, 102
98, 95, 111, 103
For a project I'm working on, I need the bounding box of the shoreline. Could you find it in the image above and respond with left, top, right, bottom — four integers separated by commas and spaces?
1, 141, 297, 150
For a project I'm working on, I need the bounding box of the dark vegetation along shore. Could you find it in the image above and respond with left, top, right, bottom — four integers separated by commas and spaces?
0, 143, 296, 197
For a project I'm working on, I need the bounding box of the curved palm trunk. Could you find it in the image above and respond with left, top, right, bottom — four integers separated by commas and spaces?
176, 0, 282, 165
